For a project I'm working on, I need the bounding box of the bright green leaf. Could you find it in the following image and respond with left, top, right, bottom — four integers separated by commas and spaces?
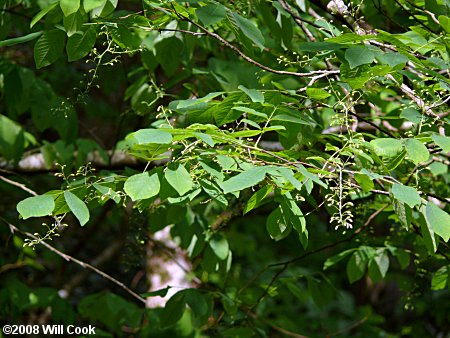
405, 138, 429, 164
124, 172, 160, 201
130, 129, 173, 144
17, 195, 55, 219
370, 138, 403, 157
244, 185, 272, 214
30, 2, 59, 28
306, 88, 331, 100
431, 266, 449, 290
165, 164, 193, 196
219, 166, 268, 194
238, 85, 264, 103
432, 134, 450, 152
64, 191, 90, 226
391, 183, 421, 208
84, 0, 106, 12
60, 0, 80, 17
425, 203, 450, 242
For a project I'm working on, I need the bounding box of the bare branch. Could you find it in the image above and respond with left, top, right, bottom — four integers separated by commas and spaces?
2, 218, 146, 304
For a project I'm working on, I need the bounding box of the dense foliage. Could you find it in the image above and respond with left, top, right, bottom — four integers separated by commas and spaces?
1, 0, 450, 336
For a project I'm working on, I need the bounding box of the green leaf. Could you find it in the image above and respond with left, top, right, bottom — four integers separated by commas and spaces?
306, 88, 331, 100
391, 184, 421, 208
30, 2, 59, 28
400, 108, 422, 124
60, 0, 80, 17
90, 0, 118, 18
0, 114, 25, 162
130, 129, 173, 144
354, 173, 374, 193
64, 191, 90, 226
368, 250, 389, 282
209, 234, 229, 260
296, 164, 328, 189
110, 25, 141, 50
160, 292, 186, 328
346, 251, 367, 283
405, 138, 429, 164
432, 134, 450, 152
244, 185, 272, 214
238, 85, 264, 103
438, 15, 450, 33
386, 149, 406, 171
324, 249, 356, 270
393, 199, 412, 228
394, 249, 410, 270
425, 203, 450, 242
345, 46, 375, 69
0, 32, 43, 48
229, 11, 265, 50
266, 205, 291, 241
17, 195, 55, 219
376, 51, 408, 67
124, 173, 160, 201
196, 4, 226, 26
232, 107, 268, 119
431, 266, 449, 290
34, 30, 66, 69
67, 26, 97, 61
84, 0, 106, 12
219, 166, 268, 194
184, 289, 209, 319
370, 138, 403, 157
419, 207, 437, 253
165, 164, 193, 196
63, 11, 85, 37
141, 286, 171, 298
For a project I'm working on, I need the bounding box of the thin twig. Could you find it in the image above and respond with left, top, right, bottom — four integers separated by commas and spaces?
2, 218, 146, 304
170, 5, 339, 78
0, 175, 38, 196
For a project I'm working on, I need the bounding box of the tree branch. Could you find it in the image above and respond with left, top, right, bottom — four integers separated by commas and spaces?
2, 218, 146, 304
170, 5, 339, 78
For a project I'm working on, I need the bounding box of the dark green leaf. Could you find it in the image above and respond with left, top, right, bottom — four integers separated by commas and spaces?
34, 30, 66, 69
196, 4, 226, 26
67, 26, 97, 61
229, 11, 265, 50
244, 185, 272, 214
347, 251, 367, 283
